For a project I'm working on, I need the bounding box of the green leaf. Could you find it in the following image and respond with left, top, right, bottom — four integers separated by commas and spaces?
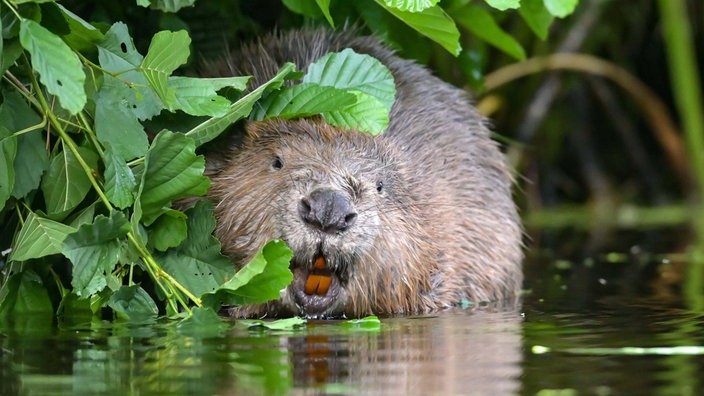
243, 317, 307, 330
19, 19, 86, 114
252, 83, 357, 120
168, 76, 249, 117
140, 30, 191, 107
103, 144, 137, 209
94, 74, 150, 161
9, 212, 76, 261
41, 146, 98, 219
62, 211, 130, 297
149, 209, 187, 251
0, 90, 47, 199
136, 130, 209, 225
55, 3, 105, 51
451, 5, 526, 60
283, 0, 324, 19
176, 306, 228, 336
544, 0, 578, 18
304, 48, 396, 112
484, 0, 520, 10
518, 0, 554, 40
156, 201, 234, 297
108, 285, 159, 321
375, 1, 461, 56
1, 40, 23, 75
12, 130, 49, 199
0, 269, 53, 318
316, 0, 335, 26
0, 125, 17, 211
379, 0, 440, 12
323, 91, 389, 135
203, 240, 293, 306
140, 0, 197, 13
186, 62, 296, 147
97, 22, 163, 121
341, 315, 382, 331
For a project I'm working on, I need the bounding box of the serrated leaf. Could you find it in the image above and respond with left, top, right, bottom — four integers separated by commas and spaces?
9, 212, 76, 261
140, 30, 191, 107
94, 74, 149, 161
149, 209, 187, 251
19, 19, 86, 114
97, 23, 163, 121
451, 5, 526, 60
136, 130, 209, 225
156, 201, 234, 297
203, 240, 293, 306
323, 91, 389, 135
104, 144, 137, 209
252, 83, 356, 120
62, 211, 130, 297
376, 1, 461, 56
0, 269, 53, 318
304, 48, 396, 112
484, 0, 520, 10
544, 0, 578, 18
379, 0, 439, 12
519, 0, 554, 40
168, 76, 249, 117
186, 62, 296, 147
0, 126, 17, 211
41, 146, 98, 219
108, 285, 158, 321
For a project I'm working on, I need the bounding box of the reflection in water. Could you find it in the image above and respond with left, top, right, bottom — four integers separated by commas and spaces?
287, 309, 523, 395
0, 307, 523, 395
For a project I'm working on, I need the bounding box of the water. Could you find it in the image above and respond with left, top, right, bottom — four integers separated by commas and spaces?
2, 246, 704, 395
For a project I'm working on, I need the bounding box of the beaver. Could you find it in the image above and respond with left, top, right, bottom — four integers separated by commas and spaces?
203, 30, 523, 318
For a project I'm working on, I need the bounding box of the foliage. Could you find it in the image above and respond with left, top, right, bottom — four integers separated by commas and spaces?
0, 0, 577, 322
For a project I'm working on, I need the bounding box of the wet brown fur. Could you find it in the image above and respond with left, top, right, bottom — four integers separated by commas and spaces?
203, 30, 523, 318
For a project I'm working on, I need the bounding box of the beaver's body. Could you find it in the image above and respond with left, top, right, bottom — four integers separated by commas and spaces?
205, 30, 522, 318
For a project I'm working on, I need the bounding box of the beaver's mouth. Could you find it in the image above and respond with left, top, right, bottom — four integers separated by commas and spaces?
290, 254, 343, 317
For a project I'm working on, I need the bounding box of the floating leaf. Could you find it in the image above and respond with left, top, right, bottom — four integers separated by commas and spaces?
10, 212, 76, 261
19, 19, 86, 114
243, 317, 307, 330
62, 211, 130, 297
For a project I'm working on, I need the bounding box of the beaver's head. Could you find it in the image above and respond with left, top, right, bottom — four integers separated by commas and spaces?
208, 118, 439, 318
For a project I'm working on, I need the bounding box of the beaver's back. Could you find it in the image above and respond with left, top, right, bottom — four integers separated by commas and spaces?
208, 30, 522, 313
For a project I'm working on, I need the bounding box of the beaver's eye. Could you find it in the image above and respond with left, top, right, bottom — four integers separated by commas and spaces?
272, 156, 284, 170
376, 181, 384, 193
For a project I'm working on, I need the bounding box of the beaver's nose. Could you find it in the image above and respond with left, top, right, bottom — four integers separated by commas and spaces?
299, 188, 357, 234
